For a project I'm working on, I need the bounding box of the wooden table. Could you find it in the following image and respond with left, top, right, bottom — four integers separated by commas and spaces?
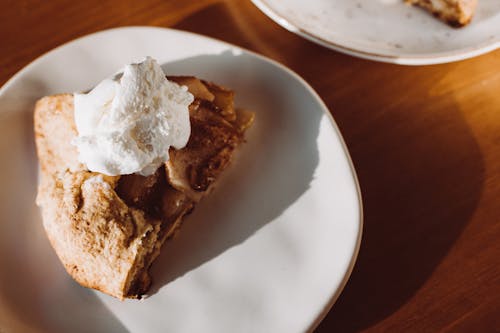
1, 1, 499, 332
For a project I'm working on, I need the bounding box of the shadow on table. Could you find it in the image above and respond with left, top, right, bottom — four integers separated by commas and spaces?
317, 94, 484, 332
169, 3, 485, 332
282, 48, 485, 333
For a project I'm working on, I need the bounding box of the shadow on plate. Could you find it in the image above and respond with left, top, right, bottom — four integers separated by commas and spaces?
149, 51, 321, 294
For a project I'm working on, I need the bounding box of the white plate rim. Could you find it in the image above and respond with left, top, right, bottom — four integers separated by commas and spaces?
0, 26, 364, 332
251, 0, 500, 65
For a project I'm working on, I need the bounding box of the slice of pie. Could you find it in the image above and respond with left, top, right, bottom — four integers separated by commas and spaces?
34, 76, 254, 299
406, 0, 478, 27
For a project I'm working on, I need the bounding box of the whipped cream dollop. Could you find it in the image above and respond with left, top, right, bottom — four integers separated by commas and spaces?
73, 57, 193, 176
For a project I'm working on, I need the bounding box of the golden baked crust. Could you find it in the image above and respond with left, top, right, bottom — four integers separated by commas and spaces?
406, 0, 478, 27
34, 77, 253, 299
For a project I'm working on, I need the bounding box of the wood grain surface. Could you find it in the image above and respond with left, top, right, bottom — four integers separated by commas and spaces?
1, 1, 499, 332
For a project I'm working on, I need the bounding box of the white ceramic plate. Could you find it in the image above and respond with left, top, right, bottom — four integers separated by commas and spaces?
0, 27, 362, 333
252, 0, 500, 65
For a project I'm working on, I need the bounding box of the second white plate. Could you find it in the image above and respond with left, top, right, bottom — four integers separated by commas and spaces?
252, 0, 500, 65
